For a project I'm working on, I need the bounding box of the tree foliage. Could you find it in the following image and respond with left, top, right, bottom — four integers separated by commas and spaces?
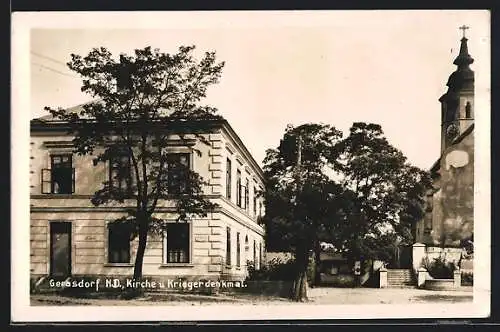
263, 123, 345, 300
336, 123, 431, 260
263, 122, 431, 299
45, 45, 225, 280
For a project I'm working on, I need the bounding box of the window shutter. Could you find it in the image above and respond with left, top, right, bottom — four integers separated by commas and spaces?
41, 169, 51, 194
71, 168, 76, 193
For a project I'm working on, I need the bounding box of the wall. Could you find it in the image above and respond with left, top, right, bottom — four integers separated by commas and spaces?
30, 122, 266, 280
30, 212, 226, 278
429, 130, 474, 247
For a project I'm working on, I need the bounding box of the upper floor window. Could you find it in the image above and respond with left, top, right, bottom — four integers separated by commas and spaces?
164, 223, 190, 264
245, 179, 250, 211
253, 186, 257, 216
236, 169, 242, 207
166, 153, 190, 195
109, 153, 132, 194
108, 222, 131, 264
465, 101, 472, 118
41, 154, 75, 194
226, 158, 232, 199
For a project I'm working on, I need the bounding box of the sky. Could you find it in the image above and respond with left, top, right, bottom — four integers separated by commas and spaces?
24, 10, 490, 170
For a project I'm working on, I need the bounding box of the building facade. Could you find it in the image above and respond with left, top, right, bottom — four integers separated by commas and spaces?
413, 32, 475, 269
30, 109, 266, 284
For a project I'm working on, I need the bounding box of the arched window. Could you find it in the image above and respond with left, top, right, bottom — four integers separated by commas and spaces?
465, 101, 472, 118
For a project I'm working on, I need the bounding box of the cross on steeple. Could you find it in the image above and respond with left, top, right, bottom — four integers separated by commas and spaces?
459, 25, 470, 39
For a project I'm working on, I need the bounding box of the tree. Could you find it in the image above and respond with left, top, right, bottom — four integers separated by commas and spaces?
335, 122, 431, 262
262, 123, 345, 301
264, 122, 431, 300
45, 45, 225, 281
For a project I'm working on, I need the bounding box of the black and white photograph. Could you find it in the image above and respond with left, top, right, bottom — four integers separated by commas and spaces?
11, 10, 490, 322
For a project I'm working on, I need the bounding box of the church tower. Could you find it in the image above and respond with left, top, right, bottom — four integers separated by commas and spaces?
439, 26, 474, 153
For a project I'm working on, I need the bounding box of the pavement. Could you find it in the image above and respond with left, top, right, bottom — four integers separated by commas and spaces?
30, 286, 473, 306
307, 286, 473, 305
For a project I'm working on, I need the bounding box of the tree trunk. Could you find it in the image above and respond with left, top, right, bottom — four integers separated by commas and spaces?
313, 240, 322, 287
291, 248, 309, 302
291, 269, 308, 302
133, 224, 148, 280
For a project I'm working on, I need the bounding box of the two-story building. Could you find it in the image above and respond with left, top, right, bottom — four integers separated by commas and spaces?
30, 104, 266, 285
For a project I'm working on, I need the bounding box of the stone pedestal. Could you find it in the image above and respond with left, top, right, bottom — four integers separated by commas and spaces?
454, 269, 461, 288
412, 243, 426, 272
379, 266, 387, 288
417, 267, 427, 288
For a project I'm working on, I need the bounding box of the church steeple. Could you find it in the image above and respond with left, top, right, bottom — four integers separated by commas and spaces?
439, 26, 475, 153
453, 25, 474, 68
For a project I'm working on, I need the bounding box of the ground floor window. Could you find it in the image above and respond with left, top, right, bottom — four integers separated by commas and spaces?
108, 223, 131, 264
164, 223, 190, 264
226, 227, 231, 265
236, 232, 241, 267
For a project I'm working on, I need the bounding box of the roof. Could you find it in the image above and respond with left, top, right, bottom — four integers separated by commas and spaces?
31, 101, 265, 182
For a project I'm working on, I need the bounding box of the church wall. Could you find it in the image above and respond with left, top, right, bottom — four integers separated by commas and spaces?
429, 130, 474, 247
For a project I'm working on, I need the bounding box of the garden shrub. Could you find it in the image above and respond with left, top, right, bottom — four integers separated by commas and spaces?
422, 256, 457, 279
246, 257, 296, 281
461, 272, 473, 286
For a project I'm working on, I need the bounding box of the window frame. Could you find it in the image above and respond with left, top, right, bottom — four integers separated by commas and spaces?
245, 179, 249, 211
236, 232, 241, 268
226, 227, 231, 266
226, 158, 232, 200
106, 222, 132, 264
253, 186, 257, 216
165, 152, 191, 195
42, 154, 75, 194
236, 169, 242, 207
109, 152, 133, 194
162, 222, 192, 265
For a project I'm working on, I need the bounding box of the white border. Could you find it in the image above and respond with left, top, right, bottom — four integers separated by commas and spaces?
12, 10, 491, 322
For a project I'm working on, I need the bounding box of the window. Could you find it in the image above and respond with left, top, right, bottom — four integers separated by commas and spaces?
236, 169, 242, 207
226, 227, 231, 265
164, 223, 190, 263
42, 154, 75, 194
245, 179, 249, 211
259, 242, 263, 269
253, 186, 257, 216
166, 153, 190, 194
109, 153, 132, 193
253, 240, 257, 264
108, 223, 131, 264
226, 158, 232, 199
236, 232, 241, 267
465, 101, 472, 118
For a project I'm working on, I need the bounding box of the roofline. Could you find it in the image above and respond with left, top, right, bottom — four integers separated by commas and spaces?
219, 120, 265, 183
30, 116, 265, 183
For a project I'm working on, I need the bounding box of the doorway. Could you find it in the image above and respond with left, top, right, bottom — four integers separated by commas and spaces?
50, 222, 72, 278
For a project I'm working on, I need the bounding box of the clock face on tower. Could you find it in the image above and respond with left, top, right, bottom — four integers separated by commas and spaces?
446, 123, 460, 140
